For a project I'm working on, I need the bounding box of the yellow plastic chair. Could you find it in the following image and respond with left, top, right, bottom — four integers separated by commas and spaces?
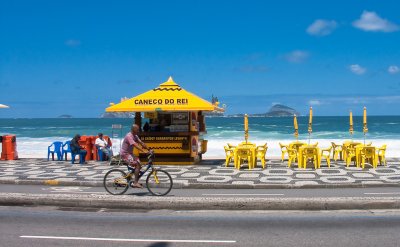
320, 147, 332, 168
310, 142, 318, 147
376, 145, 387, 166
345, 147, 357, 167
224, 146, 235, 167
255, 143, 268, 169
331, 142, 343, 161
302, 147, 319, 169
227, 143, 236, 149
360, 146, 376, 169
287, 147, 298, 168
279, 143, 289, 161
237, 148, 254, 170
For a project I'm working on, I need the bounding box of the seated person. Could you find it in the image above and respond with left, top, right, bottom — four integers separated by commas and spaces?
95, 133, 113, 160
71, 134, 87, 164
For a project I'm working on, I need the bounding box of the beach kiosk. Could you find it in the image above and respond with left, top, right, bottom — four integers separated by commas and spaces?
105, 77, 222, 165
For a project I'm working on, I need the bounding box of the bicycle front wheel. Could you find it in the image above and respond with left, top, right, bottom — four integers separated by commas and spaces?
103, 169, 130, 195
146, 169, 173, 196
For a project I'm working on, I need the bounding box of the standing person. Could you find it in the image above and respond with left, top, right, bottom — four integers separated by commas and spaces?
121, 124, 149, 188
70, 134, 87, 164
95, 133, 113, 160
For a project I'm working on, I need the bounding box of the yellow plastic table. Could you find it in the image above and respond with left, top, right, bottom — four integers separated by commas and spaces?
298, 145, 321, 169
288, 141, 306, 164
289, 141, 306, 152
342, 141, 361, 161
355, 145, 377, 168
234, 143, 256, 170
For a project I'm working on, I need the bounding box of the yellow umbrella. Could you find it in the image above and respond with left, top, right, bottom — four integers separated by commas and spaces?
349, 110, 354, 136
106, 77, 220, 112
244, 114, 249, 143
308, 107, 313, 144
363, 107, 368, 145
308, 107, 312, 134
294, 114, 299, 139
363, 107, 368, 134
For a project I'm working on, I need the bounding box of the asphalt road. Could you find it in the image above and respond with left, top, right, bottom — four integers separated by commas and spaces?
1, 184, 400, 198
1, 206, 400, 247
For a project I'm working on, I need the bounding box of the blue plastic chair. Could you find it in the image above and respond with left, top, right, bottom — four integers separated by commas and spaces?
47, 141, 63, 161
61, 141, 72, 161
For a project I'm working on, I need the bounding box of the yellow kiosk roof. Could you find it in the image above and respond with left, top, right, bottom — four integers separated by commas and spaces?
106, 77, 222, 112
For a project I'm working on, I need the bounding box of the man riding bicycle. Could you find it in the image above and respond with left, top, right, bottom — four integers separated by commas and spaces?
121, 124, 150, 188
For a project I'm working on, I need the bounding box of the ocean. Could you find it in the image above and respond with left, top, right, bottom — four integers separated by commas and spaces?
0, 116, 399, 158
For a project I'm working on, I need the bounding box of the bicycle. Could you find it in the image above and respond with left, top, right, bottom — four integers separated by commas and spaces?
103, 150, 173, 196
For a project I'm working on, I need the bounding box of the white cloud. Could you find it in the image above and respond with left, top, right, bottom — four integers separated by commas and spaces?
353, 11, 399, 32
349, 64, 366, 75
309, 100, 322, 106
65, 39, 81, 47
283, 50, 309, 63
388, 65, 400, 74
306, 19, 337, 36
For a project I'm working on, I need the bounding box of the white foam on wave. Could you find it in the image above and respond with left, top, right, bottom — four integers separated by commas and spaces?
5, 137, 400, 159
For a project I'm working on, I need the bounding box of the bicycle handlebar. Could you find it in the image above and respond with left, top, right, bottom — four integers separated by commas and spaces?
147, 150, 155, 160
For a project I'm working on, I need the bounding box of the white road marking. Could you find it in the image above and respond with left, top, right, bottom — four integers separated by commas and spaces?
364, 192, 400, 195
202, 193, 284, 196
49, 191, 104, 194
42, 187, 87, 192
20, 235, 236, 243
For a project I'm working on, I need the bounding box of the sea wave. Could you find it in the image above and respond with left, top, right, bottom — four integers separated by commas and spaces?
9, 137, 400, 159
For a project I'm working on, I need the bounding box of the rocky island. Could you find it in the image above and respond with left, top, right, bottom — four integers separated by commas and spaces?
262, 104, 300, 117
57, 114, 73, 118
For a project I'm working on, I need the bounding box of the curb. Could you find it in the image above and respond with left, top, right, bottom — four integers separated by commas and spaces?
1, 193, 400, 210
0, 178, 400, 189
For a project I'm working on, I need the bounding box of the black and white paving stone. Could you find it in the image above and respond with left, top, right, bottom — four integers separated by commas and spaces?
0, 158, 399, 186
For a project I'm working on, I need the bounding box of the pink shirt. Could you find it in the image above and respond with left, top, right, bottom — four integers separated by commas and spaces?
121, 132, 142, 156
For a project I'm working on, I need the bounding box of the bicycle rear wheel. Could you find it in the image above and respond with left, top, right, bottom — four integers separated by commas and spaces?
146, 169, 173, 196
103, 169, 130, 195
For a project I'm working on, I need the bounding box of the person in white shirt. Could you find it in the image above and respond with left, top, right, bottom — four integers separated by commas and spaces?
95, 133, 113, 160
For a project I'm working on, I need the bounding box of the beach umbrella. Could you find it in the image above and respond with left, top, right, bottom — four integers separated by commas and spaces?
294, 114, 299, 140
0, 104, 9, 109
308, 107, 312, 143
244, 114, 249, 143
349, 110, 354, 138
363, 107, 368, 144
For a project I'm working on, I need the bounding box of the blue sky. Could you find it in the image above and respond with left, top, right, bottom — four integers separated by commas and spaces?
1, 0, 400, 117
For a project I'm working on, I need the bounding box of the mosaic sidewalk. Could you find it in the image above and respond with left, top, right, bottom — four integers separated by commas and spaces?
0, 158, 400, 187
